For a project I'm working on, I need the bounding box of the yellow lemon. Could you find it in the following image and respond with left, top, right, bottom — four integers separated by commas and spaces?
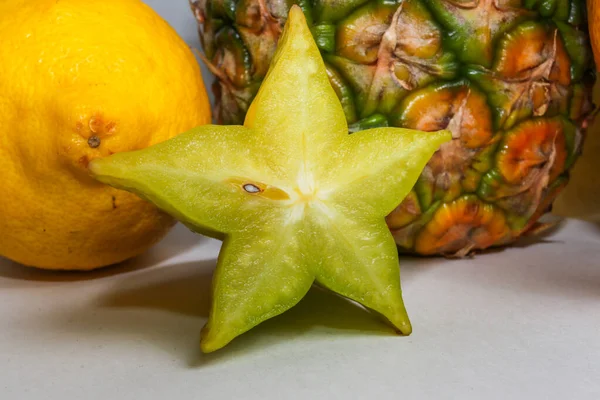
0, 0, 211, 270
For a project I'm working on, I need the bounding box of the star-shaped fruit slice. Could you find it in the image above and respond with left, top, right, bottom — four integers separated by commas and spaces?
89, 6, 451, 353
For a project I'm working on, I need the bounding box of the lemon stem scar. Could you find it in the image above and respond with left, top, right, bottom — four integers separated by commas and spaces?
88, 136, 101, 148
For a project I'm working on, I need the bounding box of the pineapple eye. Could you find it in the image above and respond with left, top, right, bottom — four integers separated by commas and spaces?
243, 184, 261, 193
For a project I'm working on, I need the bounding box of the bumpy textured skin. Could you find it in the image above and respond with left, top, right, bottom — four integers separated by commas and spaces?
0, 0, 211, 270
191, 0, 596, 256
553, 2, 600, 220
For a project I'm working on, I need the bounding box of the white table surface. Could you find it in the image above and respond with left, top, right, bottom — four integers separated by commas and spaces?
2, 1, 600, 399
2, 222, 599, 400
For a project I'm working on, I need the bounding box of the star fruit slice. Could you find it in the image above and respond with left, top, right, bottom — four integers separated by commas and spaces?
89, 6, 451, 353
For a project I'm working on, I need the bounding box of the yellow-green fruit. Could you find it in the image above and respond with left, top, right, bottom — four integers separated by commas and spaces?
89, 6, 451, 351
0, 0, 211, 270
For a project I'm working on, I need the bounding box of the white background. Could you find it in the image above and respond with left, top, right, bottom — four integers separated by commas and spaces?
1, 1, 599, 399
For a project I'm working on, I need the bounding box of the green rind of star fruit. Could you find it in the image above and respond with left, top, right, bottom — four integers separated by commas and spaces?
89, 5, 451, 353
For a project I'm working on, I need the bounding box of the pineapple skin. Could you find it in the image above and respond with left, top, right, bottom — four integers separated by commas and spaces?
191, 0, 596, 256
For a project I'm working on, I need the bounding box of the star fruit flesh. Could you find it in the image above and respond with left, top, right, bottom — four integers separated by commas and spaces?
89, 6, 451, 353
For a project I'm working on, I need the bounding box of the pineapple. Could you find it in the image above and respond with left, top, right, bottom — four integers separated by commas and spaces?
190, 0, 596, 256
